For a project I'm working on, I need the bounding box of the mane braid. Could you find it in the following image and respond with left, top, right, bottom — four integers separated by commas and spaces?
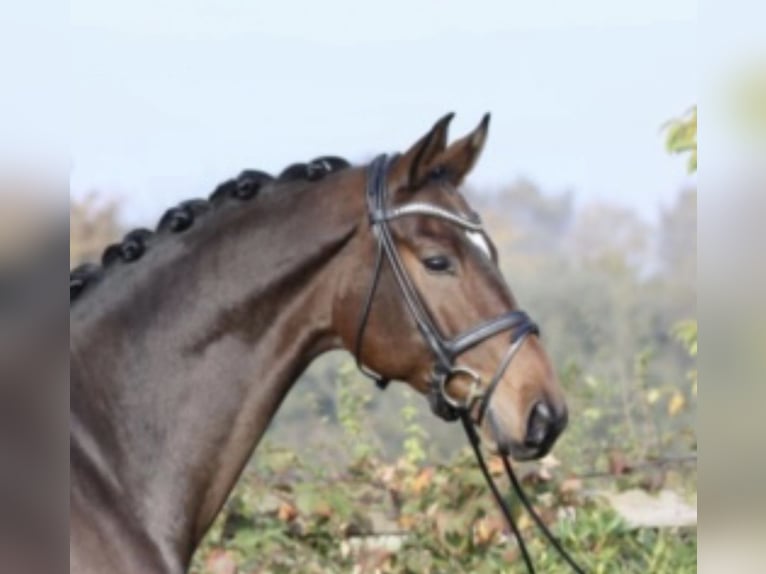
70, 155, 352, 304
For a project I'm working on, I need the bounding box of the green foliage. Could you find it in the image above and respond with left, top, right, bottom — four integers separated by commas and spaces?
673, 320, 697, 358
193, 439, 696, 573
673, 319, 698, 399
663, 106, 697, 451
664, 106, 697, 173
401, 392, 429, 466
194, 346, 696, 573
336, 362, 379, 461
552, 339, 696, 480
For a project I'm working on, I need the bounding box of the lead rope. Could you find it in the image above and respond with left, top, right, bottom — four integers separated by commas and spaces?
501, 456, 586, 573
461, 412, 587, 573
461, 413, 535, 572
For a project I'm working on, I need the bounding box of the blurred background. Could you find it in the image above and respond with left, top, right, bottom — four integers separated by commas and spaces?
67, 1, 702, 572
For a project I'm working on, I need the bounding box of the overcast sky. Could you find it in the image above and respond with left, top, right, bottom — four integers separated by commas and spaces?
68, 1, 699, 224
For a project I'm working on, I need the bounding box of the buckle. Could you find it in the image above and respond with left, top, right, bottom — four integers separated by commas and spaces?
438, 365, 484, 412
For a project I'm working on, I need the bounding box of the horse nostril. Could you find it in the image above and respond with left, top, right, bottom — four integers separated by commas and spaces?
524, 401, 553, 448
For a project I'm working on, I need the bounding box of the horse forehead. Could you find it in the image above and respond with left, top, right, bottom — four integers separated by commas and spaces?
436, 192, 493, 257
417, 189, 491, 252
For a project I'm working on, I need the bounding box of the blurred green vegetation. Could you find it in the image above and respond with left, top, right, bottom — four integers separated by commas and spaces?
191, 342, 696, 573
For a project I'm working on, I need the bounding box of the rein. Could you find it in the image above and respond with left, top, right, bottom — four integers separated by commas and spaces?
354, 155, 586, 573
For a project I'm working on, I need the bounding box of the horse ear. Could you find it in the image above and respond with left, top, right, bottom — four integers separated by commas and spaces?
389, 112, 454, 191
430, 113, 490, 187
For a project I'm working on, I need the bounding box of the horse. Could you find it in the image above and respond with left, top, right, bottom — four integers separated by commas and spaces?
70, 114, 570, 573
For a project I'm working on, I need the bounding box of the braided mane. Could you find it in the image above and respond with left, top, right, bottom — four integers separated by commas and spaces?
70, 156, 351, 303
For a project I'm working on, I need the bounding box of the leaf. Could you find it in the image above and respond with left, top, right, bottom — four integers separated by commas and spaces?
559, 477, 584, 495
540, 453, 562, 470
585, 375, 601, 389
517, 512, 533, 532
673, 320, 698, 357
410, 467, 435, 494
646, 388, 661, 405
584, 407, 602, 421
664, 107, 697, 174
294, 487, 320, 516
399, 513, 417, 530
277, 501, 298, 522
204, 548, 238, 574
487, 456, 505, 476
473, 515, 503, 546
608, 450, 632, 476
668, 391, 686, 416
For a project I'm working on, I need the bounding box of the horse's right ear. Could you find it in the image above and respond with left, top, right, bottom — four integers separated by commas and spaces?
389, 113, 454, 191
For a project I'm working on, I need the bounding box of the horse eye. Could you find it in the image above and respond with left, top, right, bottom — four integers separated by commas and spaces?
422, 255, 452, 273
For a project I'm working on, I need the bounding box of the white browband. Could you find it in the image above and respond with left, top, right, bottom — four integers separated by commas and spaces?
381, 202, 484, 232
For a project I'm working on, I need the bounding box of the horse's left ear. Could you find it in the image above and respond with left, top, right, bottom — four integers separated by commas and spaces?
389, 112, 454, 191
430, 113, 491, 187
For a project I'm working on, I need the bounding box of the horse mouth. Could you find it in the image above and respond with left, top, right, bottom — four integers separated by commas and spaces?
485, 408, 559, 461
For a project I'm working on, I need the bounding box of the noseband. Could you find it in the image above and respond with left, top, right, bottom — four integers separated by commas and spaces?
353, 155, 586, 574
354, 154, 539, 423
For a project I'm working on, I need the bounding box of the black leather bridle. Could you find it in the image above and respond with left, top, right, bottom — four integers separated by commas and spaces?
353, 155, 587, 574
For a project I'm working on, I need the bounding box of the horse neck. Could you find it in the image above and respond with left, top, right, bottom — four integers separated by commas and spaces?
70, 172, 364, 569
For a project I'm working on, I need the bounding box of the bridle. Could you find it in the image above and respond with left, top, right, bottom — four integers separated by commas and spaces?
353, 155, 586, 573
